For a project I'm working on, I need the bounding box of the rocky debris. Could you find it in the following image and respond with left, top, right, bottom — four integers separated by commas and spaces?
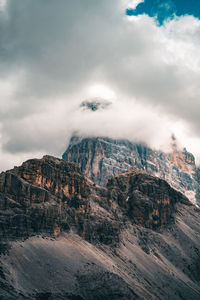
63, 136, 200, 205
1, 204, 200, 300
0, 155, 199, 299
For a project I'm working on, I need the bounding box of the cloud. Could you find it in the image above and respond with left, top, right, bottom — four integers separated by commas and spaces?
0, 0, 7, 11
124, 0, 144, 9
1, 0, 200, 170
70, 99, 175, 150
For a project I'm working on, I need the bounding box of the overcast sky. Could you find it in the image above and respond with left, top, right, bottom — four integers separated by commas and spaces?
1, 0, 200, 170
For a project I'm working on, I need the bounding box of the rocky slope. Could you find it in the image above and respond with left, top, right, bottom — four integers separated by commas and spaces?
63, 135, 200, 205
0, 156, 200, 299
0, 155, 117, 245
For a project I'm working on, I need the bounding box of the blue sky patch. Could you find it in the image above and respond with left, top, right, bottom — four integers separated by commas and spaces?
126, 0, 200, 25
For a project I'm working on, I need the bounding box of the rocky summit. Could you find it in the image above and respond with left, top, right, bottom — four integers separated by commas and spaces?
80, 98, 112, 112
0, 155, 200, 299
63, 136, 200, 205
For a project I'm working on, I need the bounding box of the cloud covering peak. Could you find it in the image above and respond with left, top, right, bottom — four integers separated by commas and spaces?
0, 0, 200, 169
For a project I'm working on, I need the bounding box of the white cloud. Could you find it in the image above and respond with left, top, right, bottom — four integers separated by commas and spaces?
1, 1, 200, 169
121, 0, 143, 9
86, 84, 116, 100
0, 0, 7, 11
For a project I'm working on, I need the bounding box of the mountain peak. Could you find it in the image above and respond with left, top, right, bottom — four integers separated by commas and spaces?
80, 98, 112, 112
0, 155, 200, 299
63, 136, 199, 205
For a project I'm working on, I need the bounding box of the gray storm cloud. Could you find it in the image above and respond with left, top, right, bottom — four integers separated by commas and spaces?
0, 0, 200, 170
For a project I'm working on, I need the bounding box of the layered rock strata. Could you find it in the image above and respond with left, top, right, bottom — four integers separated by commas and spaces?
63, 136, 200, 205
0, 156, 199, 300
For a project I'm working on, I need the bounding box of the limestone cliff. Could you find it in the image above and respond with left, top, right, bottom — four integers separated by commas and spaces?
63, 136, 199, 205
0, 156, 90, 240
0, 155, 189, 244
0, 156, 200, 300
107, 170, 189, 229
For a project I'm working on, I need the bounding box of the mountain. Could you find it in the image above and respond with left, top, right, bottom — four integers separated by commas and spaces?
80, 98, 112, 111
63, 135, 200, 205
0, 155, 200, 299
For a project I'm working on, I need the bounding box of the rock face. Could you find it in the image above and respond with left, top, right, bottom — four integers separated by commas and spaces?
0, 156, 200, 300
63, 136, 200, 205
0, 156, 123, 246
0, 156, 90, 241
107, 170, 189, 229
0, 155, 188, 244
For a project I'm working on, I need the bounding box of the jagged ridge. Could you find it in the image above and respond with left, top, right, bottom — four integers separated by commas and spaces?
63, 136, 200, 205
0, 156, 200, 300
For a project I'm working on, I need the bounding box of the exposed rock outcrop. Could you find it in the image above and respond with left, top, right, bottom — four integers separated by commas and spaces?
0, 156, 89, 240
0, 156, 120, 245
0, 155, 199, 300
0, 155, 190, 243
107, 170, 189, 229
63, 136, 200, 205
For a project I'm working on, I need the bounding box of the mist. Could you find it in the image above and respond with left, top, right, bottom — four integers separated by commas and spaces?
1, 0, 200, 170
